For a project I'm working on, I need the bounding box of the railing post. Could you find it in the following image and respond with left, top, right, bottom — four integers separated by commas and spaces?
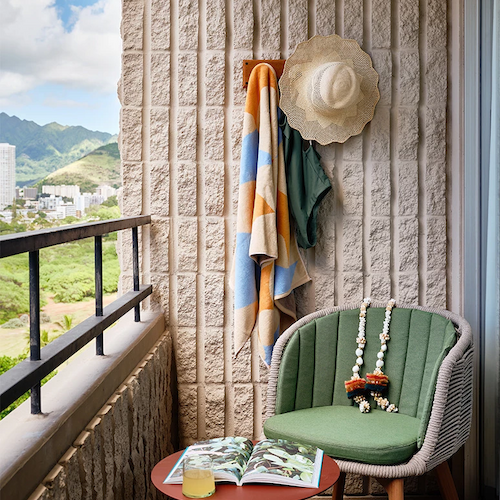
95, 235, 104, 355
132, 227, 140, 322
29, 250, 41, 414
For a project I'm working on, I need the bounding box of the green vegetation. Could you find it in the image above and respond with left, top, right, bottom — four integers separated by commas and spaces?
86, 199, 120, 223
42, 238, 120, 303
1, 329, 62, 419
0, 353, 57, 419
38, 142, 121, 193
0, 256, 39, 323
54, 315, 73, 333
0, 205, 120, 419
0, 236, 119, 321
0, 113, 117, 184
0, 203, 121, 324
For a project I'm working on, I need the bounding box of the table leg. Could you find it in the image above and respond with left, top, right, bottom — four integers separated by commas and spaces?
332, 471, 345, 500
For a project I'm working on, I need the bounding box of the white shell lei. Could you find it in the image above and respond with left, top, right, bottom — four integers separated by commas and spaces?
352, 297, 370, 376
351, 298, 399, 413
373, 299, 395, 373
351, 298, 371, 412
371, 299, 398, 413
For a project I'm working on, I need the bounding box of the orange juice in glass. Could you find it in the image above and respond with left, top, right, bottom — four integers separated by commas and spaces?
182, 455, 215, 498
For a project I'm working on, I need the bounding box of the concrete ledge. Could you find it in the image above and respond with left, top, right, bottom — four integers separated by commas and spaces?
0, 310, 165, 500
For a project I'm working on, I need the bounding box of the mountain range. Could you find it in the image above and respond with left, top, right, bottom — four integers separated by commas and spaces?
0, 113, 118, 185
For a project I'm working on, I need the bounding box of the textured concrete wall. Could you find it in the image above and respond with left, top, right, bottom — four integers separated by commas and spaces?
118, 0, 460, 472
27, 334, 174, 500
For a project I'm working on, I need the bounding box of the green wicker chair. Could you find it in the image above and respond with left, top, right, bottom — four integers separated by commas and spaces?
263, 303, 474, 500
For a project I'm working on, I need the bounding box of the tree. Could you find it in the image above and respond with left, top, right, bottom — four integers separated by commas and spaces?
61, 216, 79, 224
101, 195, 118, 207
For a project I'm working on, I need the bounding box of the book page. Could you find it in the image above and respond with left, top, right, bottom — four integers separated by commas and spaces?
164, 437, 253, 484
241, 439, 321, 486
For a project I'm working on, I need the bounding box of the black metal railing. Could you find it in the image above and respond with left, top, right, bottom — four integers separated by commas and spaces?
0, 216, 152, 414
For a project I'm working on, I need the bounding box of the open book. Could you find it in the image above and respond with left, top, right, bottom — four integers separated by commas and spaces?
164, 437, 324, 488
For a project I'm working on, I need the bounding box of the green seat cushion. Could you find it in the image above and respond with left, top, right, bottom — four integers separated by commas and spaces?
264, 406, 421, 465
275, 308, 457, 446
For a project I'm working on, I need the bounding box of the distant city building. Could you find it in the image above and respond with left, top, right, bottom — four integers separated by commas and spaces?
95, 185, 116, 200
74, 193, 105, 214
74, 193, 91, 213
0, 143, 16, 210
90, 194, 105, 206
23, 187, 38, 199
56, 203, 77, 219
42, 185, 81, 199
38, 195, 63, 211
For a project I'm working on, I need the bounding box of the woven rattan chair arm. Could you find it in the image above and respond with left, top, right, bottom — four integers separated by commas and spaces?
413, 307, 474, 472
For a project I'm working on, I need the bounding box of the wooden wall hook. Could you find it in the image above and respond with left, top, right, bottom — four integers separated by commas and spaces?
242, 60, 286, 88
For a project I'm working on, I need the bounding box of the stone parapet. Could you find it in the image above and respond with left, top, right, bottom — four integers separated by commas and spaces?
27, 332, 174, 500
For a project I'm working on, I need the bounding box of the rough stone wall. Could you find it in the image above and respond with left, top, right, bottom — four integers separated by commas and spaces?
118, 0, 459, 477
27, 334, 174, 500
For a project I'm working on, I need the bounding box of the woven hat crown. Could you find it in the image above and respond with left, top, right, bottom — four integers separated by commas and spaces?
310, 62, 362, 112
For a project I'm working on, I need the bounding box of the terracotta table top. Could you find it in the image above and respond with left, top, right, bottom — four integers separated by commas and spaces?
151, 448, 340, 500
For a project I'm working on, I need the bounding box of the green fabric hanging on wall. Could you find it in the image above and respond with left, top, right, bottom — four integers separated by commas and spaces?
279, 110, 332, 249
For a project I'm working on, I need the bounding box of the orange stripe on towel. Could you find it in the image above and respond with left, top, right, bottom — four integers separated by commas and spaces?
245, 64, 278, 124
276, 190, 291, 257
259, 264, 274, 310
253, 193, 275, 222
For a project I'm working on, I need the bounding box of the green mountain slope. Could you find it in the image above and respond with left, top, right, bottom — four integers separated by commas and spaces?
0, 113, 117, 185
39, 143, 121, 193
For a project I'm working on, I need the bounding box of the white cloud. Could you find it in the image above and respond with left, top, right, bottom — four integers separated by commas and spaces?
0, 72, 37, 98
0, 0, 121, 99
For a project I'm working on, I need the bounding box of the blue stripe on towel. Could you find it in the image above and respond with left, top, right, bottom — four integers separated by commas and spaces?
257, 150, 272, 170
240, 130, 259, 184
234, 233, 258, 309
263, 326, 280, 366
274, 261, 298, 296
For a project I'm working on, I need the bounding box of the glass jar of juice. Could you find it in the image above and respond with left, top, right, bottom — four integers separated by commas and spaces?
182, 455, 216, 498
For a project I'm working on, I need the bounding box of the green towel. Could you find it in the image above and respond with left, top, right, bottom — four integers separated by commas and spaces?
279, 110, 332, 249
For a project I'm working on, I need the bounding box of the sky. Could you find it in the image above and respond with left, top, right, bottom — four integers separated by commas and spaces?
0, 0, 121, 134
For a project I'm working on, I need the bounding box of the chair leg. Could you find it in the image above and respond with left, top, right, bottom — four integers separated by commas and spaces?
331, 471, 346, 500
376, 477, 405, 500
435, 461, 459, 500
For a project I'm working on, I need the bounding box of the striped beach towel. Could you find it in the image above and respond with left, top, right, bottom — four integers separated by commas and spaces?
231, 63, 311, 367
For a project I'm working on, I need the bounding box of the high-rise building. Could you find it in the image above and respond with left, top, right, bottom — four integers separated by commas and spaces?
42, 185, 81, 199
0, 143, 16, 210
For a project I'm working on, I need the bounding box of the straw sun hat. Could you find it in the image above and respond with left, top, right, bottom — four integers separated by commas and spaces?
279, 34, 380, 145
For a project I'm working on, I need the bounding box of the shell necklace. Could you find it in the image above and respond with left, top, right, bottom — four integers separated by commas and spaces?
344, 298, 399, 413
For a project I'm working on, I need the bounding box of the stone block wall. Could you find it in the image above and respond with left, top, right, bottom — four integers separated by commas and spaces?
27, 334, 174, 500
118, 0, 461, 485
